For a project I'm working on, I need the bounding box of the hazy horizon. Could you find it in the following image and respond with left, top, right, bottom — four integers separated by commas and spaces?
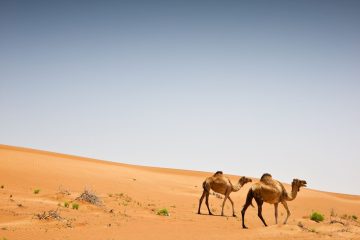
1, 0, 360, 194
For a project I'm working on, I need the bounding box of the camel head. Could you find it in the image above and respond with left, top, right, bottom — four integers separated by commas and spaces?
239, 176, 252, 186
292, 179, 307, 192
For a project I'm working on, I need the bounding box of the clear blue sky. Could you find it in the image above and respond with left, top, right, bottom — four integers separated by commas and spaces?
1, 1, 360, 194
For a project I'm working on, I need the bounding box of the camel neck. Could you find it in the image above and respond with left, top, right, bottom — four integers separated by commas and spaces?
288, 185, 299, 201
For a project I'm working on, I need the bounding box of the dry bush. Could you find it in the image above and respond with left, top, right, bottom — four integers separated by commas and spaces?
58, 186, 71, 195
76, 189, 101, 205
36, 209, 62, 221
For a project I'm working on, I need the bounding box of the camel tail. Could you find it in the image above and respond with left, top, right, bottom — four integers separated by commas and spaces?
244, 188, 255, 208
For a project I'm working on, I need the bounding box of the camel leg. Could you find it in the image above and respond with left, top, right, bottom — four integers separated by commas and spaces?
274, 202, 279, 224
221, 192, 229, 216
241, 189, 254, 229
255, 197, 267, 227
205, 192, 213, 215
228, 195, 236, 217
281, 201, 291, 224
198, 191, 206, 214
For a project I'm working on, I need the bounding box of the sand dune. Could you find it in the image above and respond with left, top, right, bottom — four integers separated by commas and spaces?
1, 144, 360, 239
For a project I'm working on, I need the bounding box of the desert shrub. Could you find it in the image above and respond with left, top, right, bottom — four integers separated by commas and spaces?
76, 189, 101, 205
64, 201, 69, 208
72, 203, 79, 210
157, 208, 169, 216
36, 209, 62, 220
310, 212, 324, 222
352, 215, 358, 220
33, 189, 40, 194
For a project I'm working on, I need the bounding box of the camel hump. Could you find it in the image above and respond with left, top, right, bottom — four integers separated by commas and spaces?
213, 171, 223, 176
260, 173, 272, 182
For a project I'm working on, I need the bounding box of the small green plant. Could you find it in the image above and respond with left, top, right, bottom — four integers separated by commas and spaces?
352, 215, 358, 220
156, 208, 169, 216
310, 212, 324, 222
64, 201, 69, 208
72, 203, 79, 210
33, 189, 40, 194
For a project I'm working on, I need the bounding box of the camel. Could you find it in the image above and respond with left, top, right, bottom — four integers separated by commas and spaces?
241, 173, 307, 228
198, 171, 252, 217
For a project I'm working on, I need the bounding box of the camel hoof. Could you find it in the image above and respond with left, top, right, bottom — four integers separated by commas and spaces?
233, 214, 237, 217
243, 226, 248, 229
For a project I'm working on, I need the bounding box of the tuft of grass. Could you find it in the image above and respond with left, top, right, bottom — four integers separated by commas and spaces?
33, 189, 40, 194
72, 203, 79, 210
352, 215, 358, 220
156, 208, 169, 216
64, 201, 69, 208
310, 212, 324, 222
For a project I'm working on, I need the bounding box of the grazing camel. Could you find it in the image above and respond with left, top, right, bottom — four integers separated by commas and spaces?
241, 173, 307, 228
198, 171, 252, 217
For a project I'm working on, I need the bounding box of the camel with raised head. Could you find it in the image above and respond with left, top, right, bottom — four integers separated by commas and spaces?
241, 173, 307, 228
198, 171, 252, 217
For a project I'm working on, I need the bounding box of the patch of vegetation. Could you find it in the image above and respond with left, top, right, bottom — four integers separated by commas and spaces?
33, 189, 40, 194
36, 210, 62, 220
352, 215, 358, 220
310, 212, 324, 222
76, 189, 101, 205
58, 186, 71, 195
64, 201, 69, 208
330, 208, 336, 217
156, 208, 169, 216
298, 221, 318, 233
72, 203, 79, 210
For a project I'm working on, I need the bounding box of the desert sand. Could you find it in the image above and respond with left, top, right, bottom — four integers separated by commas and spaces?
1, 144, 360, 240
